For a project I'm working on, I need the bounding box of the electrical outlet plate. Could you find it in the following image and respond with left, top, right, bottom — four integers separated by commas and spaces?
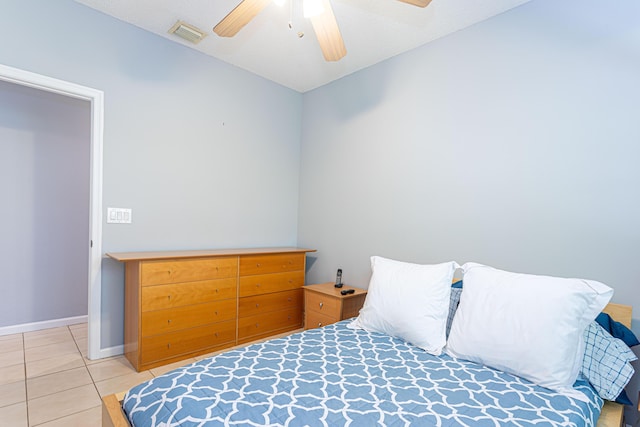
107, 207, 132, 224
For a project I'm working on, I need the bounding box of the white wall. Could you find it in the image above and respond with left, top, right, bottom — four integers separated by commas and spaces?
0, 80, 90, 327
0, 0, 303, 348
298, 0, 640, 418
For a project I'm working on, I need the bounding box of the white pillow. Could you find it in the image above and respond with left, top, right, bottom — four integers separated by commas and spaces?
446, 263, 613, 399
349, 256, 458, 355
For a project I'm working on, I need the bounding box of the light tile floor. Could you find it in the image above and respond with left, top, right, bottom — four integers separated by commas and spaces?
0, 322, 177, 427
0, 324, 302, 426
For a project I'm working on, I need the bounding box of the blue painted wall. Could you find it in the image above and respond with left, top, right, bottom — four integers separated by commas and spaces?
0, 0, 302, 348
298, 0, 640, 419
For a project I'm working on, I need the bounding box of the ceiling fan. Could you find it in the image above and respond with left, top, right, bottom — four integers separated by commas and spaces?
213, 0, 432, 62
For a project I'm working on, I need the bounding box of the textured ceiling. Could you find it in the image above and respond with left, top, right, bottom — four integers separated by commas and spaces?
75, 0, 532, 92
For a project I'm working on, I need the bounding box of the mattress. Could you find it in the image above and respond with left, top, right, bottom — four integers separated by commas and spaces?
123, 321, 603, 426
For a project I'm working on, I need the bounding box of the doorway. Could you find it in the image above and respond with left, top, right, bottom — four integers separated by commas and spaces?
0, 63, 104, 360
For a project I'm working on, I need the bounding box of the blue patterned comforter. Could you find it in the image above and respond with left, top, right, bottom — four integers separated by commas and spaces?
124, 321, 602, 426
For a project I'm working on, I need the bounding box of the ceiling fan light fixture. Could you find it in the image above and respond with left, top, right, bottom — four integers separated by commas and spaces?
303, 0, 324, 18
215, 0, 429, 62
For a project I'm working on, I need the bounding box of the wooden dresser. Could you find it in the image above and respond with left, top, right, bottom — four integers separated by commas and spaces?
107, 247, 315, 372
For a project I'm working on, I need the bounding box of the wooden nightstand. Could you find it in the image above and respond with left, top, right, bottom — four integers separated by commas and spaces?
304, 282, 368, 330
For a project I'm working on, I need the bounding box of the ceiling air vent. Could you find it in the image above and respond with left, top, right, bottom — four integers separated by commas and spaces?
168, 21, 208, 44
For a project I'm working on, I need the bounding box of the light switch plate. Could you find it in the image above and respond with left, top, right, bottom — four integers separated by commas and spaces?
107, 207, 132, 224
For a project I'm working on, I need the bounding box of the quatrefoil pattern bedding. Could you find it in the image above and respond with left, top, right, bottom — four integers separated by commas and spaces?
124, 321, 601, 427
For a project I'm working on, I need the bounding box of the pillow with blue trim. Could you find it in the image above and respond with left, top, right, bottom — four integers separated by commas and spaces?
581, 321, 637, 402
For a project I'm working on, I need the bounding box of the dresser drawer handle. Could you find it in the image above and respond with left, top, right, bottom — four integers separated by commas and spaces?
256, 263, 261, 267
255, 304, 260, 308
288, 280, 293, 284
167, 319, 172, 324
215, 311, 218, 315
287, 298, 291, 302
319, 302, 323, 308
317, 322, 322, 327
255, 323, 259, 328
167, 295, 171, 300
215, 332, 218, 337
167, 343, 171, 349
256, 283, 261, 288
215, 289, 219, 293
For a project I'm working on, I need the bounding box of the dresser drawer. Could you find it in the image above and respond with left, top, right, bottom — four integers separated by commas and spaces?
239, 289, 303, 318
141, 257, 238, 286
141, 278, 237, 311
141, 300, 237, 337
305, 310, 338, 330
305, 291, 341, 318
238, 307, 302, 341
239, 253, 305, 276
140, 320, 235, 364
239, 271, 304, 297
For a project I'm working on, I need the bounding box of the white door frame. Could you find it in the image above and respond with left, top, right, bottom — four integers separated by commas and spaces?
0, 63, 103, 360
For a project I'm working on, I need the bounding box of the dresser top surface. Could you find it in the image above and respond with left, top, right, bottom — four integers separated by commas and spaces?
107, 247, 316, 262
304, 282, 368, 299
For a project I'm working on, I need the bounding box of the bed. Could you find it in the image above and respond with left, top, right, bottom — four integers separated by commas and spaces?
102, 300, 632, 427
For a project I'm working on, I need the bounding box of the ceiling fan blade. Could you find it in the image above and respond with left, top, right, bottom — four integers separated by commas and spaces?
397, 0, 432, 7
213, 0, 272, 37
309, 0, 347, 62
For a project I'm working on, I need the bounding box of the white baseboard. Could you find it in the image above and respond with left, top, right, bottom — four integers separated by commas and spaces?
0, 315, 88, 336
0, 315, 125, 362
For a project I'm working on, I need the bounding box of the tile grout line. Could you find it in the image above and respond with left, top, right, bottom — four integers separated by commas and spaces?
22, 331, 30, 427
73, 326, 105, 402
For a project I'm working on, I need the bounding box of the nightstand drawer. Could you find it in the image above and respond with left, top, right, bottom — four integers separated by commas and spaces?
141, 257, 237, 286
305, 291, 341, 318
305, 310, 338, 330
141, 299, 237, 337
141, 278, 237, 311
239, 271, 304, 297
239, 289, 303, 318
239, 253, 305, 276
